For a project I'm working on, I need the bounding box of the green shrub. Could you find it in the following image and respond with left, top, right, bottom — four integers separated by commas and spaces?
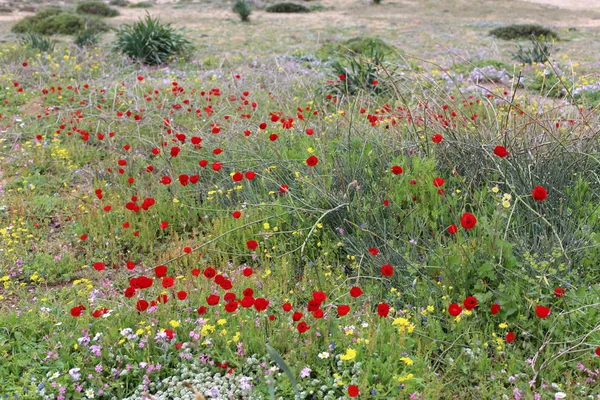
489, 24, 559, 41
109, 0, 130, 5
11, 7, 108, 36
232, 0, 252, 22
265, 2, 309, 13
114, 14, 193, 65
20, 32, 55, 52
317, 36, 395, 60
76, 1, 119, 17
129, 1, 154, 8
527, 69, 572, 98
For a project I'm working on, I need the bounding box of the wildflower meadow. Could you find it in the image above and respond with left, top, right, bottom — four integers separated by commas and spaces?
1, 0, 600, 399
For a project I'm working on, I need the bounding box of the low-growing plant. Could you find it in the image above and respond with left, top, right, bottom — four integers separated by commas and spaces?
74, 28, 101, 47
512, 39, 555, 64
490, 23, 558, 41
232, 0, 252, 22
109, 0, 130, 5
265, 2, 309, 13
19, 32, 55, 52
76, 1, 120, 17
114, 14, 193, 65
317, 36, 396, 60
11, 7, 108, 36
129, 1, 154, 8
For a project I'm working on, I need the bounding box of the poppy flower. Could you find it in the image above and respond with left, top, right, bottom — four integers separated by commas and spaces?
282, 302, 293, 312
162, 276, 175, 289
349, 287, 363, 297
337, 305, 350, 316
535, 305, 551, 318
377, 302, 390, 317
243, 288, 254, 297
380, 264, 394, 277
306, 155, 319, 166
225, 301, 239, 313
391, 165, 403, 175
463, 296, 478, 310
243, 267, 253, 277
312, 309, 324, 318
177, 291, 188, 300
246, 240, 258, 251
554, 287, 565, 298
433, 177, 445, 187
532, 186, 548, 201
160, 221, 169, 229
183, 247, 192, 253
448, 303, 462, 317
245, 171, 256, 180
232, 172, 243, 182
93, 262, 106, 271
154, 265, 167, 278
297, 321, 310, 333
312, 291, 327, 303
70, 305, 85, 317
447, 224, 458, 234
292, 311, 303, 321
136, 300, 149, 312
460, 212, 477, 230
241, 296, 255, 308
254, 297, 269, 312
279, 184, 289, 193
505, 331, 515, 343
368, 248, 379, 256
348, 385, 359, 397
307, 299, 321, 312
431, 134, 443, 143
192, 268, 201, 277
493, 146, 509, 158
203, 267, 216, 279
206, 295, 220, 306
490, 304, 501, 315
232, 211, 242, 219
124, 287, 136, 298
197, 306, 207, 315
595, 347, 600, 356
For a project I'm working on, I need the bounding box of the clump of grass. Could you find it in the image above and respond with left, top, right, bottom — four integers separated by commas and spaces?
317, 36, 395, 59
513, 39, 556, 65
489, 23, 559, 41
109, 0, 130, 5
265, 2, 309, 13
129, 1, 154, 8
113, 14, 193, 65
11, 6, 108, 36
74, 29, 101, 47
20, 32, 56, 52
232, 0, 252, 22
76, 1, 119, 17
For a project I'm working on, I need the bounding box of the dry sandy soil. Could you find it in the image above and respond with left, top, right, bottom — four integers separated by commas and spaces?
522, 0, 600, 11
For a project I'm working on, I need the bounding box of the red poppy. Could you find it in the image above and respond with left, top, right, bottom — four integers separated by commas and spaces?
448, 303, 462, 317
431, 134, 443, 143
279, 184, 289, 193
177, 291, 188, 300
232, 172, 243, 182
535, 305, 551, 318
160, 221, 169, 229
347, 386, 359, 397
241, 296, 254, 308
197, 306, 207, 315
433, 177, 445, 187
245, 171, 256, 180
365, 246, 381, 257
93, 262, 106, 271
162, 276, 175, 289
203, 267, 216, 279
243, 267, 253, 277
554, 287, 565, 298
377, 302, 390, 317
595, 347, 600, 356
493, 146, 509, 158
124, 287, 136, 298
292, 311, 303, 321
381, 264, 394, 277
243, 288, 254, 297
297, 321, 310, 333
312, 291, 327, 303
447, 224, 458, 234
282, 302, 293, 312
232, 211, 242, 219
206, 295, 220, 306
312, 309, 324, 318
136, 299, 149, 312
349, 287, 363, 297
505, 331, 515, 343
532, 186, 548, 201
70, 305, 85, 317
460, 212, 477, 230
154, 265, 167, 278
246, 240, 258, 251
225, 301, 239, 313
391, 165, 403, 175
183, 246, 192, 253
490, 304, 501, 315
306, 155, 319, 166
254, 298, 269, 312
383, 199, 389, 206
337, 305, 350, 316
463, 296, 478, 310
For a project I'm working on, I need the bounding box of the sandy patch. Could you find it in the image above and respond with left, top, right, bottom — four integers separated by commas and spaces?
520, 0, 600, 11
